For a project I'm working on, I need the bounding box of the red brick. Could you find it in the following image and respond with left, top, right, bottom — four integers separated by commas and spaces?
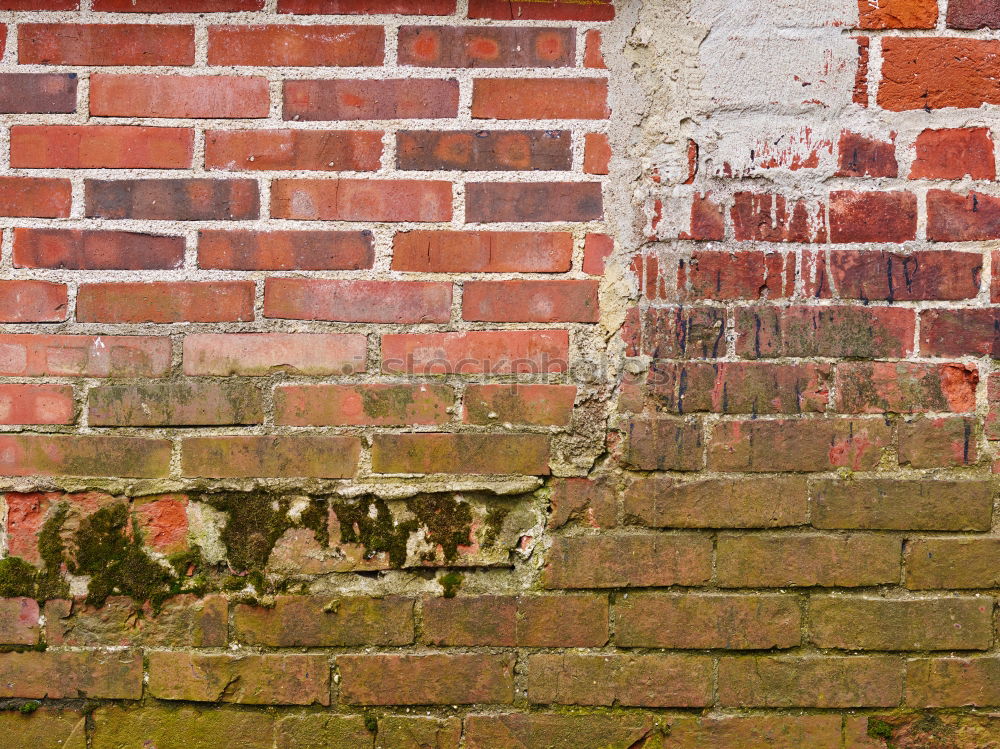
911, 127, 996, 180
397, 129, 570, 171
18, 23, 193, 65
88, 381, 263, 426
473, 78, 608, 119
271, 179, 450, 221
0, 384, 73, 425
906, 537, 1000, 589
0, 435, 171, 477
399, 26, 574, 68
463, 280, 598, 322
632, 306, 726, 359
550, 476, 617, 529
736, 305, 915, 359
199, 230, 372, 271
879, 38, 1000, 111
77, 281, 254, 323
0, 334, 171, 377
464, 384, 575, 426
463, 714, 658, 749
719, 656, 903, 707
0, 599, 39, 646
95, 0, 261, 9
279, 0, 454, 12
182, 435, 359, 478
183, 333, 366, 376
829, 190, 916, 243
0, 651, 142, 699
276, 384, 453, 426
149, 652, 329, 706
134, 496, 189, 554
11, 125, 192, 169
836, 130, 898, 177
234, 596, 413, 647
0, 177, 70, 218
835, 362, 977, 413
371, 433, 550, 475
90, 74, 268, 118
0, 281, 66, 322
907, 657, 1000, 707
858, 0, 937, 28
527, 653, 711, 707
468, 0, 613, 20
928, 190, 1000, 241
583, 133, 610, 174
283, 78, 457, 120
920, 308, 1000, 357
809, 597, 992, 650
421, 596, 516, 646
624, 476, 808, 529
466, 182, 602, 222
206, 129, 381, 172
948, 0, 1000, 28
584, 29, 606, 69
338, 654, 513, 705
0, 73, 76, 113
264, 278, 450, 323
731, 192, 827, 243
392, 230, 571, 272
517, 595, 609, 647
542, 534, 712, 589
208, 24, 382, 66
85, 179, 258, 221
709, 418, 893, 472
381, 330, 568, 375
621, 417, 704, 471
583, 232, 613, 275
0, 0, 77, 7
674, 715, 848, 749
812, 478, 993, 531
682, 192, 726, 240
14, 229, 184, 270
677, 251, 793, 301
821, 249, 981, 301
899, 416, 977, 467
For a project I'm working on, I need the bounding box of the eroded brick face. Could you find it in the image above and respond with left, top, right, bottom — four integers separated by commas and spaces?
0, 1, 996, 747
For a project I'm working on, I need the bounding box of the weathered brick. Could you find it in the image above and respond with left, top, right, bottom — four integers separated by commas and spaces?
90, 74, 269, 118
468, 0, 613, 20
88, 381, 263, 426
421, 596, 516, 646
272, 178, 450, 221
879, 38, 1000, 110
584, 29, 605, 69
621, 417, 704, 471
472, 78, 609, 119
208, 24, 383, 66
0, 281, 66, 322
836, 130, 898, 177
0, 334, 170, 377
134, 495, 189, 554
813, 479, 993, 531
584, 133, 610, 174
677, 251, 794, 301
907, 657, 1000, 706
0, 598, 39, 645
810, 597, 992, 651
858, 0, 937, 28
927, 190, 1000, 241
0, 435, 171, 478
0, 708, 86, 749
464, 384, 575, 426
183, 333, 366, 376
463, 714, 657, 749
527, 653, 712, 707
911, 127, 996, 179
716, 534, 901, 587
14, 229, 184, 270
718, 656, 903, 707
381, 330, 568, 375
199, 229, 372, 271
275, 715, 372, 749
284, 78, 458, 120
18, 23, 194, 65
549, 476, 617, 528
948, 0, 1000, 28
77, 281, 254, 323
0, 177, 70, 218
624, 477, 808, 528
665, 715, 845, 749
149, 652, 330, 705
376, 716, 461, 749
466, 182, 602, 222
0, 73, 76, 113
835, 362, 977, 413
338, 654, 513, 705
86, 179, 258, 221
616, 593, 800, 650
542, 534, 712, 589
182, 435, 360, 478
277, 384, 452, 426
583, 232, 613, 275
0, 651, 142, 699
92, 706, 273, 749
819, 249, 982, 301
736, 305, 915, 359
399, 26, 574, 68
463, 280, 598, 322
371, 433, 550, 475
898, 416, 976, 467
205, 129, 382, 172
829, 190, 917, 243
906, 537, 1000, 589
398, 129, 571, 171
0, 384, 74, 425
635, 306, 727, 359
264, 278, 451, 323
233, 596, 412, 647
392, 230, 572, 272
279, 0, 454, 12
731, 192, 827, 243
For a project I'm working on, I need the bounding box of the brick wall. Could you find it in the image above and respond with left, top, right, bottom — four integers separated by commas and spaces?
0, 0, 996, 746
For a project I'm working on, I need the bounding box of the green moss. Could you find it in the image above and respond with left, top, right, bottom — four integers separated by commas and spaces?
36, 503, 70, 601
18, 701, 39, 715
0, 557, 38, 598
364, 712, 378, 734
406, 493, 473, 562
330, 497, 416, 568
481, 505, 511, 548
867, 717, 894, 743
439, 571, 463, 598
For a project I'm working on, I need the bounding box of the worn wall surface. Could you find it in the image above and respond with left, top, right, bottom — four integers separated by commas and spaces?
0, 0, 997, 746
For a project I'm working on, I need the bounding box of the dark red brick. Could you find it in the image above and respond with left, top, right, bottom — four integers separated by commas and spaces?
397, 129, 570, 171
